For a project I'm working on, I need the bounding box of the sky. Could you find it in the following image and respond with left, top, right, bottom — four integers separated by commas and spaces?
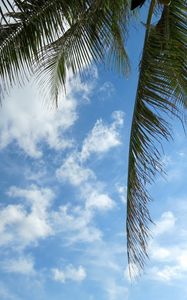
0, 5, 187, 300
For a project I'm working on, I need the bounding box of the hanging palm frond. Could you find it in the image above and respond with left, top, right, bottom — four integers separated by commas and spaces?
0, 0, 85, 91
127, 0, 187, 275
37, 0, 130, 105
0, 0, 130, 103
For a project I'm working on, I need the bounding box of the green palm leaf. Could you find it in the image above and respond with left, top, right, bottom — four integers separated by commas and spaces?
0, 0, 130, 103
127, 0, 187, 275
37, 0, 130, 105
0, 0, 85, 91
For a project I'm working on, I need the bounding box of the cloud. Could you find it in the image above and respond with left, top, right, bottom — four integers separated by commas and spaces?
86, 192, 114, 211
52, 205, 102, 244
98, 81, 115, 100
85, 240, 125, 273
153, 211, 176, 236
115, 184, 127, 204
0, 283, 19, 300
56, 111, 124, 214
151, 245, 170, 261
0, 185, 54, 249
149, 265, 180, 282
56, 120, 118, 212
56, 154, 115, 212
52, 265, 86, 283
82, 185, 115, 211
0, 72, 96, 158
146, 207, 187, 283
149, 247, 187, 283
1, 256, 35, 275
105, 279, 128, 300
80, 111, 124, 161
56, 153, 95, 186
1, 183, 105, 250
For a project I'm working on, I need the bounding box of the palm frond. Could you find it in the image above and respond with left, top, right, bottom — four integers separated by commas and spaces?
37, 0, 130, 105
127, 0, 187, 275
0, 0, 130, 103
0, 0, 88, 94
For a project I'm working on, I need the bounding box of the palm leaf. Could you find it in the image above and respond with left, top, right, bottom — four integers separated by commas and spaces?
127, 0, 187, 275
0, 0, 91, 93
37, 0, 130, 105
0, 0, 130, 103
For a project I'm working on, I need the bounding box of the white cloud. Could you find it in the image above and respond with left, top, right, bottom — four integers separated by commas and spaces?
149, 265, 180, 282
178, 253, 187, 271
151, 245, 170, 261
80, 111, 124, 161
52, 265, 86, 283
82, 185, 115, 211
0, 71, 96, 158
56, 152, 115, 212
149, 249, 187, 283
52, 205, 102, 244
0, 185, 54, 248
86, 192, 114, 211
1, 256, 35, 275
146, 206, 187, 283
116, 184, 127, 204
105, 279, 128, 300
153, 211, 176, 236
1, 183, 106, 250
0, 87, 76, 157
56, 153, 95, 186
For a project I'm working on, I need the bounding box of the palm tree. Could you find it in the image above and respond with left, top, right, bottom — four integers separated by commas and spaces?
0, 0, 186, 275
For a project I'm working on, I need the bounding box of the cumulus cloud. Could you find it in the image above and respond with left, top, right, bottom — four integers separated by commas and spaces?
0, 72, 96, 158
0, 183, 105, 250
80, 111, 124, 161
0, 185, 54, 249
0, 88, 75, 157
82, 185, 115, 211
52, 265, 86, 283
86, 192, 114, 211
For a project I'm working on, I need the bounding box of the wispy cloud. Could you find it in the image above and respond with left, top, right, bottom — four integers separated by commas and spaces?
153, 211, 176, 237
98, 81, 115, 100
56, 153, 95, 186
1, 256, 35, 275
52, 205, 102, 244
80, 111, 124, 161
52, 265, 86, 283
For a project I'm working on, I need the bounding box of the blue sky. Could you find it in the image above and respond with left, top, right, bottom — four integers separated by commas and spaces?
0, 7, 187, 300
